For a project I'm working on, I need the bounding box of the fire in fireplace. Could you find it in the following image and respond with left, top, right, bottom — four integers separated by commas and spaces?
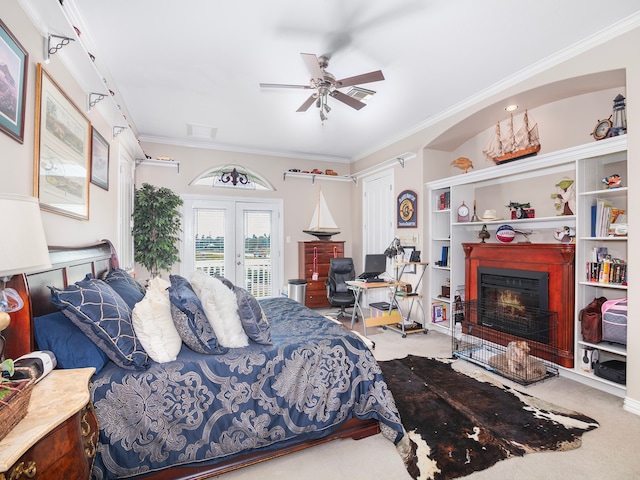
477, 267, 550, 342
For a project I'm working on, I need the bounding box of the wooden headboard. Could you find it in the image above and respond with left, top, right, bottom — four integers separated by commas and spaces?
4, 240, 118, 360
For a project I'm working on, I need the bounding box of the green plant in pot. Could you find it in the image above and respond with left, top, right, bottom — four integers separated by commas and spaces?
132, 183, 183, 278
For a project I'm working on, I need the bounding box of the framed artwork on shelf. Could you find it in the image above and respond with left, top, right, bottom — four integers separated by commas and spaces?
0, 19, 29, 143
34, 64, 91, 220
397, 190, 417, 228
90, 127, 110, 190
402, 246, 417, 274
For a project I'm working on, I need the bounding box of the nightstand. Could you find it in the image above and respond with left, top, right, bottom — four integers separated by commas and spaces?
0, 368, 98, 479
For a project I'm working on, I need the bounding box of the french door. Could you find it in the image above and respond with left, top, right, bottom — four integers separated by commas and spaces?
181, 196, 282, 298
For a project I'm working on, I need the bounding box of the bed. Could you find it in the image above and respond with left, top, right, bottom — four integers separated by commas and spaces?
5, 240, 404, 479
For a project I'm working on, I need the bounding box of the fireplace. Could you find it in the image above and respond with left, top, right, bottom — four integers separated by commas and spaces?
463, 243, 575, 367
477, 267, 549, 342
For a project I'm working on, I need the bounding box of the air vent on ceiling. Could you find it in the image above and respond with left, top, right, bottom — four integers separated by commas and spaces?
346, 86, 376, 102
187, 123, 217, 139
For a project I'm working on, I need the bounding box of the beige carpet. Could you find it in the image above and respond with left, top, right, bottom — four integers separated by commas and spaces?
215, 314, 640, 479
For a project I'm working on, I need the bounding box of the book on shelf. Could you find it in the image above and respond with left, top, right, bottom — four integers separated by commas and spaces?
439, 246, 450, 267
431, 302, 447, 323
586, 260, 627, 285
592, 199, 626, 237
438, 191, 450, 210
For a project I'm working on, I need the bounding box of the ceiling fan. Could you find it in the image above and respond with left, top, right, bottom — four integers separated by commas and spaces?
260, 53, 384, 120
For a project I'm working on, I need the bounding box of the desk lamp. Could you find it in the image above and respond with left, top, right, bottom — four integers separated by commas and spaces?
384, 237, 404, 259
0, 194, 51, 361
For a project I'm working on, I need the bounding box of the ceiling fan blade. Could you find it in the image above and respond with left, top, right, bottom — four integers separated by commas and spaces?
296, 95, 317, 112
336, 70, 385, 88
331, 90, 366, 110
300, 53, 324, 80
260, 83, 312, 89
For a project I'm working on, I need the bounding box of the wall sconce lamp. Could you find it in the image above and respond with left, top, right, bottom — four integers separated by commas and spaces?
0, 194, 51, 360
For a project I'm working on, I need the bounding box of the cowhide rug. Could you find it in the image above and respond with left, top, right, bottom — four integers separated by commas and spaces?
379, 355, 599, 480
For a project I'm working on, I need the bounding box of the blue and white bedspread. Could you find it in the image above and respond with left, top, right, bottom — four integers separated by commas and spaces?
90, 297, 403, 479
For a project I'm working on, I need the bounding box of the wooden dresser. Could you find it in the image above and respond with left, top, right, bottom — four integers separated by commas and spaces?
0, 368, 98, 479
298, 241, 345, 308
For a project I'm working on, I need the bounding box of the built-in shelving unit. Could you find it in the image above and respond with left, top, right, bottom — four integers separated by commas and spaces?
426, 135, 628, 396
574, 140, 628, 394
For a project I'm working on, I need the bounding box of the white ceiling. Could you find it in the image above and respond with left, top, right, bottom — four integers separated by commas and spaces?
33, 0, 640, 162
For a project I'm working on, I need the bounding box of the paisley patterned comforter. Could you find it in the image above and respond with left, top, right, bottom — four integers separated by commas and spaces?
90, 297, 403, 479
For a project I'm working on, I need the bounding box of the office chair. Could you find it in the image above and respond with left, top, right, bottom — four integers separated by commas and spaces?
326, 257, 356, 320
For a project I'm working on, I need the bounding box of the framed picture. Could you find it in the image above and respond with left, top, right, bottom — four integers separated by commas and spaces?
402, 246, 417, 274
91, 127, 110, 190
397, 190, 417, 228
0, 19, 29, 143
34, 64, 91, 220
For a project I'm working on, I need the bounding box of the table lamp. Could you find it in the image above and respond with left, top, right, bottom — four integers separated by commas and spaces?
0, 194, 51, 360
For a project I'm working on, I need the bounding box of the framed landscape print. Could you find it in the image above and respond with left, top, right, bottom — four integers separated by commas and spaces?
34, 64, 91, 220
90, 127, 110, 190
0, 19, 29, 143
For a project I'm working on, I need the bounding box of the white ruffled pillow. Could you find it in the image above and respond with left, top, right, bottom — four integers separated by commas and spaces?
189, 271, 249, 348
132, 279, 182, 363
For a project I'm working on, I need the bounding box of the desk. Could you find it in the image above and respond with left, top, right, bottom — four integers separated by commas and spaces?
346, 280, 405, 337
393, 261, 429, 336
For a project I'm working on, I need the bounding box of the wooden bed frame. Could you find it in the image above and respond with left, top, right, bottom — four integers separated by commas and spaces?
5, 240, 379, 479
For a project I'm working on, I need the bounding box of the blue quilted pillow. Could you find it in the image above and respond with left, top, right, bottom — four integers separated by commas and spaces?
34, 311, 109, 372
235, 286, 271, 345
49, 275, 148, 370
103, 268, 146, 309
168, 275, 227, 354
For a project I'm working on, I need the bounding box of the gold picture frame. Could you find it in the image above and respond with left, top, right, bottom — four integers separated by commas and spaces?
34, 64, 91, 220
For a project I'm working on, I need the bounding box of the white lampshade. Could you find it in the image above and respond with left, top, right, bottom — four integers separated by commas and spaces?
0, 194, 51, 278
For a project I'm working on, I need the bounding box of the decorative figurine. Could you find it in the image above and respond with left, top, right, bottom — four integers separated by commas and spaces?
507, 201, 532, 219
471, 200, 480, 222
554, 226, 576, 243
478, 224, 490, 243
602, 174, 621, 189
450, 157, 474, 174
609, 94, 627, 137
551, 179, 575, 216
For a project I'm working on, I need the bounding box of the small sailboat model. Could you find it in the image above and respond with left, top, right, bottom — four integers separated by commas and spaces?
483, 110, 541, 165
303, 188, 340, 240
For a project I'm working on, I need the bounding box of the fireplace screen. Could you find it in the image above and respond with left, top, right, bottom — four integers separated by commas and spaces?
477, 267, 549, 342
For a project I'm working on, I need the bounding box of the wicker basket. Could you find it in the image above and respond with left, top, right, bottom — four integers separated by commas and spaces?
0, 379, 34, 441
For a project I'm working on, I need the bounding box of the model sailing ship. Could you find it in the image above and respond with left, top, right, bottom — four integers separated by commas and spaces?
483, 110, 541, 164
303, 188, 340, 240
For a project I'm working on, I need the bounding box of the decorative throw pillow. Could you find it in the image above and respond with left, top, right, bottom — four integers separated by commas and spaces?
234, 286, 271, 345
147, 276, 171, 296
168, 275, 227, 355
103, 268, 146, 309
49, 275, 148, 370
190, 271, 249, 348
132, 288, 182, 363
34, 310, 109, 372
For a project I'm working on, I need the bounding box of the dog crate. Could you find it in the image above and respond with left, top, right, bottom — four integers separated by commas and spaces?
451, 300, 559, 385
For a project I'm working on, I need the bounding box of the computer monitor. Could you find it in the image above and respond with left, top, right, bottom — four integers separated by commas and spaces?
359, 254, 387, 279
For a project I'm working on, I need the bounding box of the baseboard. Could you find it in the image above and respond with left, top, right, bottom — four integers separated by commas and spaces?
623, 396, 640, 415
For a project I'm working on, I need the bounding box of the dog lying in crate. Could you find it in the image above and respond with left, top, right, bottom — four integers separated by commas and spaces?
488, 340, 548, 384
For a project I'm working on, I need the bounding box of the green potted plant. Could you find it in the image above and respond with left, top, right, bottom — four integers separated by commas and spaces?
132, 183, 183, 278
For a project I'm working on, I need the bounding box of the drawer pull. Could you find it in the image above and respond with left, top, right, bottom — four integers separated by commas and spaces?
7, 460, 36, 479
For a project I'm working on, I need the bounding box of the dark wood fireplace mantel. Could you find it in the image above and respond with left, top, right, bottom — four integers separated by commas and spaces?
463, 242, 575, 367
